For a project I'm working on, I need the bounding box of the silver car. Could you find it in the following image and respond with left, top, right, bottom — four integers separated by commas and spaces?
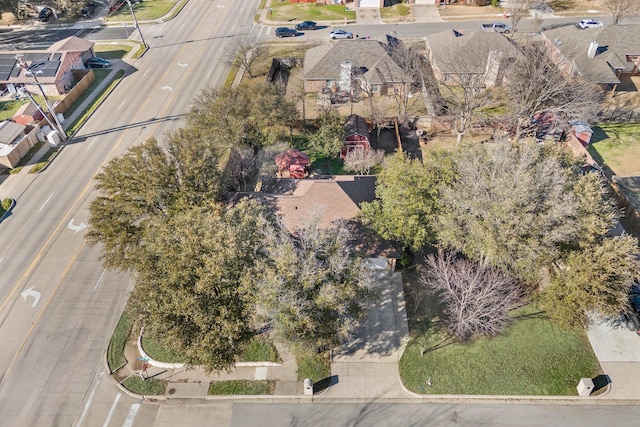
329, 30, 354, 39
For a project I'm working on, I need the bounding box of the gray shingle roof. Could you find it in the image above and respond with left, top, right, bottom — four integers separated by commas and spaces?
303, 39, 408, 84
426, 30, 522, 74
542, 25, 640, 85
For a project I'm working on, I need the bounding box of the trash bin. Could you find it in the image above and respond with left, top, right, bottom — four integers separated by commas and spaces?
304, 378, 313, 396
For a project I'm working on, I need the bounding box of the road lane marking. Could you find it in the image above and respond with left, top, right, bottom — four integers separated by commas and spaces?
117, 100, 126, 111
85, 138, 97, 153
103, 393, 121, 427
67, 219, 88, 233
121, 404, 141, 427
39, 193, 53, 212
143, 69, 149, 78
93, 270, 106, 291
20, 287, 41, 307
76, 371, 104, 427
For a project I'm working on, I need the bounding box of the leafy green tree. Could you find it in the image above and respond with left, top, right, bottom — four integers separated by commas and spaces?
360, 151, 454, 251
308, 111, 345, 158
437, 143, 580, 282
540, 235, 640, 328
87, 135, 224, 271
257, 221, 375, 351
128, 200, 270, 372
187, 82, 298, 153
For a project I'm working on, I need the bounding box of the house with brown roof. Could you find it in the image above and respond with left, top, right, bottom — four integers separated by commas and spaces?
425, 30, 522, 87
0, 120, 40, 168
0, 36, 95, 96
541, 25, 640, 91
303, 39, 410, 101
232, 176, 401, 266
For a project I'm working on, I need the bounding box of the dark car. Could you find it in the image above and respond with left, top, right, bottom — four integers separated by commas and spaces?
275, 27, 298, 38
295, 21, 317, 31
37, 7, 53, 22
84, 57, 111, 68
81, 3, 97, 18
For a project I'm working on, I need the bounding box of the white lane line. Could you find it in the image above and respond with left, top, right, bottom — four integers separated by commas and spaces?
0, 258, 3, 263
93, 270, 106, 292
85, 138, 97, 152
76, 372, 104, 427
102, 393, 121, 427
121, 404, 141, 427
39, 193, 53, 212
143, 70, 149, 78
117, 100, 126, 111
207, 69, 212, 79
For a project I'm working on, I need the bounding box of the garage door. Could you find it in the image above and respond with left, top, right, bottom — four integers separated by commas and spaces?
359, 0, 379, 7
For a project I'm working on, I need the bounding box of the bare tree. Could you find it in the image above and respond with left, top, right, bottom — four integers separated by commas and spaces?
225, 38, 268, 79
601, 0, 640, 24
343, 148, 385, 175
225, 149, 259, 192
506, 0, 535, 32
504, 43, 601, 140
420, 252, 525, 342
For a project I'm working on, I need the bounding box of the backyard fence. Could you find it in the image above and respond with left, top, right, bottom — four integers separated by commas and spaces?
598, 109, 640, 124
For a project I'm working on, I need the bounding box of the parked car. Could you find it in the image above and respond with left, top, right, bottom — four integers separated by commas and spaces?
84, 57, 110, 68
81, 2, 96, 18
275, 27, 298, 38
295, 21, 317, 31
579, 19, 604, 29
109, 0, 126, 12
481, 22, 511, 34
37, 7, 53, 22
329, 29, 353, 40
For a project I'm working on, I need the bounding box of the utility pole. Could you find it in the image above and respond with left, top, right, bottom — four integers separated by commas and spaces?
15, 56, 67, 142
126, 0, 148, 49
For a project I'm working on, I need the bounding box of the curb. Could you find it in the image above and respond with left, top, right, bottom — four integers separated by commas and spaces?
0, 198, 16, 224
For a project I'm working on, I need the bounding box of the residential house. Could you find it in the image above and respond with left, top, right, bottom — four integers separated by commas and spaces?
0, 120, 40, 168
541, 25, 640, 92
0, 36, 95, 96
425, 30, 522, 87
231, 176, 401, 268
303, 39, 410, 102
12, 102, 44, 125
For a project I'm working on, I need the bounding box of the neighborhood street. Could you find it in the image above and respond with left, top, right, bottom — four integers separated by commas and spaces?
1, 1, 640, 426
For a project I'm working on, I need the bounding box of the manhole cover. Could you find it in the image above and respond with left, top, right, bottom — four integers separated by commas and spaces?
168, 388, 176, 395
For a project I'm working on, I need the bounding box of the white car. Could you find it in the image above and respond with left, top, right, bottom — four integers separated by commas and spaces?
329, 30, 354, 39
579, 19, 604, 29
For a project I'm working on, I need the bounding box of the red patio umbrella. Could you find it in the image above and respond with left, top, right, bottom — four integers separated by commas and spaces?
275, 148, 310, 170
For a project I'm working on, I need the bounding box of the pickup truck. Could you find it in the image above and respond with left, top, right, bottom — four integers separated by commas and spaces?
481, 22, 512, 34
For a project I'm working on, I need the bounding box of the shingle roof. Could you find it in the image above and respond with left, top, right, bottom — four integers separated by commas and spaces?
48, 36, 94, 53
542, 25, 640, 85
0, 121, 26, 145
426, 30, 522, 74
303, 39, 408, 84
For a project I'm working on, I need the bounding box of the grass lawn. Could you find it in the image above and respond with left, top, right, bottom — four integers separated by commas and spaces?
269, 3, 355, 22
295, 350, 330, 382
399, 305, 601, 395
0, 198, 12, 216
0, 99, 24, 121
122, 375, 167, 395
380, 3, 412, 20
107, 310, 133, 372
94, 44, 132, 59
106, 0, 176, 21
240, 337, 280, 363
141, 335, 183, 363
588, 123, 640, 177
208, 380, 274, 395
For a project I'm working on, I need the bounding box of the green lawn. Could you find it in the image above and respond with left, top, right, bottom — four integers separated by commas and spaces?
399, 305, 601, 395
94, 44, 132, 59
141, 335, 183, 363
269, 3, 356, 22
295, 350, 330, 382
588, 123, 640, 177
105, 0, 176, 21
107, 310, 133, 372
240, 337, 280, 363
122, 375, 167, 395
380, 3, 412, 19
208, 380, 274, 395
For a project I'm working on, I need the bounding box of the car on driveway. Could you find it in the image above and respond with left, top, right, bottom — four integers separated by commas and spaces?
329, 30, 353, 39
579, 19, 604, 29
84, 57, 110, 68
275, 27, 298, 38
295, 21, 317, 31
81, 3, 97, 18
37, 7, 53, 22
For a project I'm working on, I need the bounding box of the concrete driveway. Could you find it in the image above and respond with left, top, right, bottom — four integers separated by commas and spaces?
587, 314, 640, 399
322, 261, 411, 399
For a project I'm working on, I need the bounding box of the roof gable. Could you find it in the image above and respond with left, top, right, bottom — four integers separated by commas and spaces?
48, 36, 95, 53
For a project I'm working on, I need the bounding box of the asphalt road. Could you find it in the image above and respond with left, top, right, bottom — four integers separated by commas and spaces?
0, 27, 136, 50
0, 0, 262, 425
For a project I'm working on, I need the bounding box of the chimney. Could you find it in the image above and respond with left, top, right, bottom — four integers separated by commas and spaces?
587, 40, 598, 59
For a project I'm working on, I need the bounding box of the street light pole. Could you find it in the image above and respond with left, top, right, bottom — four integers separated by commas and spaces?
15, 56, 67, 142
126, 0, 148, 49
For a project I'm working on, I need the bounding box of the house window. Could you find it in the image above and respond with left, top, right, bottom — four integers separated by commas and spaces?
326, 80, 333, 88
444, 74, 451, 82
371, 84, 380, 92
